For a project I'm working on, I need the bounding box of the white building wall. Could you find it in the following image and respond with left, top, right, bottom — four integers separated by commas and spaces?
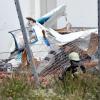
0, 0, 31, 58
0, 0, 31, 31
40, 0, 56, 16
20, 0, 32, 23
40, 0, 57, 28
46, 0, 57, 12
0, 0, 19, 31
40, 0, 47, 16
34, 0, 41, 18
0, 0, 98, 32
57, 0, 98, 27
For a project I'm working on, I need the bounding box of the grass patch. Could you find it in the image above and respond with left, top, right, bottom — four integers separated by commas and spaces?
0, 72, 100, 100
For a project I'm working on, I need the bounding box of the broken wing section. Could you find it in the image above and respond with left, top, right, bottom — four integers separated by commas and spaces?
37, 5, 66, 27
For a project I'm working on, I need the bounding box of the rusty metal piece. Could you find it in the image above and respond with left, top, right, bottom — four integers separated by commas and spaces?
83, 61, 98, 68
87, 33, 98, 55
32, 58, 40, 69
21, 49, 40, 69
55, 26, 90, 34
21, 49, 28, 67
55, 24, 72, 34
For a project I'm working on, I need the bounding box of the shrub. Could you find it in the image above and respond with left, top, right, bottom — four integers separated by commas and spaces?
0, 72, 100, 100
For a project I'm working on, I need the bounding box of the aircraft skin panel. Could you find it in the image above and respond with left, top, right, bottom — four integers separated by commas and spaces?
48, 28, 98, 44
37, 16, 51, 25
10, 32, 18, 51
36, 5, 66, 26
8, 4, 66, 54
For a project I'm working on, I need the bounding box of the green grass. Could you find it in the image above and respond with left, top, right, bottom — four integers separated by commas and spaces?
53, 72, 100, 100
0, 72, 100, 100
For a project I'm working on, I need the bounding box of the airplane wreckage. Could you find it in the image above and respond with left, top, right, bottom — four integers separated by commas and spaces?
0, 5, 99, 78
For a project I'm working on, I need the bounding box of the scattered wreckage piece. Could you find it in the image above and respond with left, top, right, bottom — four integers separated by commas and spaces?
20, 32, 98, 77
87, 33, 98, 55
39, 48, 69, 77
21, 49, 40, 69
55, 26, 88, 34
3, 31, 98, 78
0, 58, 14, 72
39, 33, 98, 77
48, 28, 97, 45
55, 26, 96, 34
0, 58, 18, 79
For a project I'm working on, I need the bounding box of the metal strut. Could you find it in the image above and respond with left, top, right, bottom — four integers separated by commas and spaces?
98, 0, 100, 70
14, 0, 39, 85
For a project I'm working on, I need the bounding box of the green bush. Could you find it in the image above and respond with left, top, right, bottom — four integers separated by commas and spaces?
0, 73, 100, 100
53, 72, 100, 100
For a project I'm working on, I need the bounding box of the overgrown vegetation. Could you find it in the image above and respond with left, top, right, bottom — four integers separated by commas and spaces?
0, 72, 100, 100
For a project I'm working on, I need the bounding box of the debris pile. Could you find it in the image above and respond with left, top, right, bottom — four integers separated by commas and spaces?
38, 32, 98, 77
